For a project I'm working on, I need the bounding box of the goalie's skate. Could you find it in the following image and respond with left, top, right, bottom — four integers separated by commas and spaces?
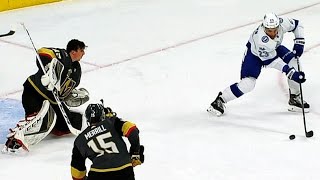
207, 92, 225, 116
2, 130, 29, 154
2, 146, 28, 155
288, 93, 310, 113
2, 100, 56, 154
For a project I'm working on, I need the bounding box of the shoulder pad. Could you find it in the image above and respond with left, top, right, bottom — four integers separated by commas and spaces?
37, 48, 57, 59
122, 121, 137, 137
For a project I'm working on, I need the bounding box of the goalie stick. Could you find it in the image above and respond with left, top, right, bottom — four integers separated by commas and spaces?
0, 30, 15, 37
21, 23, 81, 136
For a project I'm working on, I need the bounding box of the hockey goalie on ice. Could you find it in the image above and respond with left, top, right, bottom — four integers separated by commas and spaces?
2, 39, 89, 153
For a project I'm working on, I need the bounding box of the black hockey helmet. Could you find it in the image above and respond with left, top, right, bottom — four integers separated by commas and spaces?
85, 103, 105, 125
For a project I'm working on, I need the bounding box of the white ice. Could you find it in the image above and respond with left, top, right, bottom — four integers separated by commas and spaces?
1, 0, 320, 179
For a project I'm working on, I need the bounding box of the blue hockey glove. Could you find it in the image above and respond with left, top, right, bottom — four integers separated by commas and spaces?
293, 38, 305, 58
283, 65, 306, 83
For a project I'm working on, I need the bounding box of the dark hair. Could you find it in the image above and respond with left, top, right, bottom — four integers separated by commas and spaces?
66, 39, 86, 53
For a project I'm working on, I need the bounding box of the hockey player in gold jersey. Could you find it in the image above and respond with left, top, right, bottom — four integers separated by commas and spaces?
71, 102, 144, 180
3, 39, 89, 153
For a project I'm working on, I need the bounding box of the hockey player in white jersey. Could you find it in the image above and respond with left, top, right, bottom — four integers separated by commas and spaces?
207, 13, 307, 116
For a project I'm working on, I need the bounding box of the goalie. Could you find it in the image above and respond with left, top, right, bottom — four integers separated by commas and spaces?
3, 39, 89, 153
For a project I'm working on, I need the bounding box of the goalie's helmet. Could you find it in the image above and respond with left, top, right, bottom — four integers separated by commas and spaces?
85, 103, 105, 125
262, 13, 279, 29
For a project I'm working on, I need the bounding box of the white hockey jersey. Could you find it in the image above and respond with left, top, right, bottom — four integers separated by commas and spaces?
248, 16, 304, 66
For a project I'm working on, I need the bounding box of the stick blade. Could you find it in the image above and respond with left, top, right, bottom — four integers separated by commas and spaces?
0, 30, 15, 37
7, 30, 15, 35
306, 130, 313, 138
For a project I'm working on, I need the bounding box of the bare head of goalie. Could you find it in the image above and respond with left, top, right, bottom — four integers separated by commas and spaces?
66, 39, 86, 54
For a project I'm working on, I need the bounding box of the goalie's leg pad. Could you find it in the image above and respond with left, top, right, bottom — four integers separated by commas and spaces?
3, 100, 56, 152
23, 101, 56, 146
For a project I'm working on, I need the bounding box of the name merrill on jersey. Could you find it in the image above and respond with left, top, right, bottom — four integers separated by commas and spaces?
84, 125, 107, 140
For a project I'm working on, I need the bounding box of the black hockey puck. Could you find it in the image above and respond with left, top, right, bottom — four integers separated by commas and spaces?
289, 135, 295, 140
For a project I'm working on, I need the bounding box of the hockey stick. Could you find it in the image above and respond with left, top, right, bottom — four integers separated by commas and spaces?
296, 56, 313, 138
20, 23, 81, 136
0, 30, 15, 37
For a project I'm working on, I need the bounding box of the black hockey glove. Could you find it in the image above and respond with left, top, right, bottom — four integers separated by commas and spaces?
130, 145, 144, 167
104, 107, 117, 118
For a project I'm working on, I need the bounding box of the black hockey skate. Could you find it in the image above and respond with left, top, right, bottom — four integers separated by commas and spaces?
288, 93, 310, 113
207, 92, 225, 116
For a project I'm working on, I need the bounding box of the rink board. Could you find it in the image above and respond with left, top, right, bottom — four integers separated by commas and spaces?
0, 0, 61, 12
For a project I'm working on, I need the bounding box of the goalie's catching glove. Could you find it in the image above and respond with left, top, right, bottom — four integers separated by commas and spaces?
130, 145, 144, 167
64, 88, 90, 107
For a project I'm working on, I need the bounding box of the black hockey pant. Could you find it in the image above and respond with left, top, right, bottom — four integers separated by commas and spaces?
87, 166, 135, 180
22, 80, 82, 132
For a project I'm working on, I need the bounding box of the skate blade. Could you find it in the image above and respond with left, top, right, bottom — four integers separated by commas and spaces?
207, 106, 223, 117
1, 146, 28, 155
288, 105, 310, 113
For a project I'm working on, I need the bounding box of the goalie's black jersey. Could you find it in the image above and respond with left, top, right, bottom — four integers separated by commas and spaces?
71, 116, 140, 179
26, 47, 82, 104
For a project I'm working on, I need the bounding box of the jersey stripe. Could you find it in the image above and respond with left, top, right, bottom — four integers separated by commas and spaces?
90, 163, 132, 172
71, 167, 86, 179
122, 121, 136, 137
37, 48, 57, 59
28, 77, 57, 104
